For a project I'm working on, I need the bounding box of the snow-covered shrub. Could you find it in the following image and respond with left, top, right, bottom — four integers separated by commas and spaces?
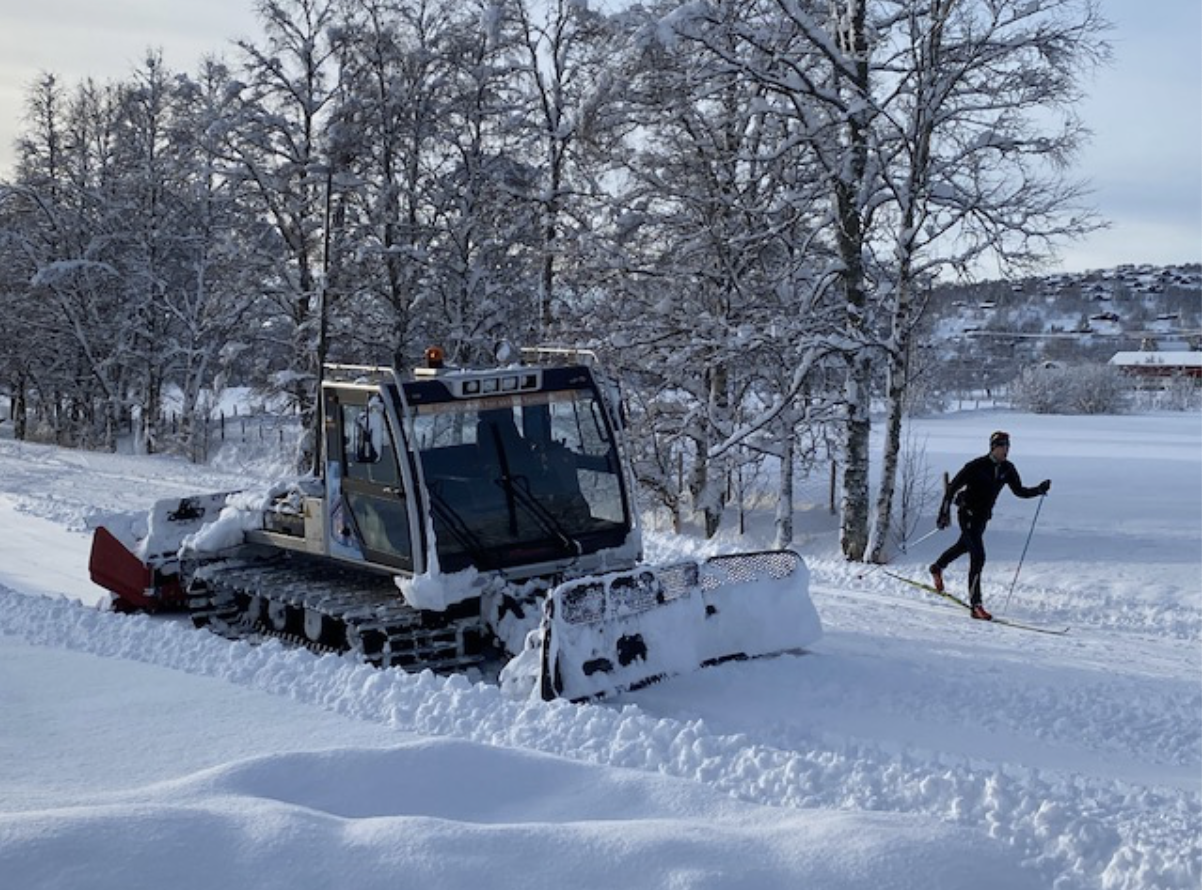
1131, 373, 1202, 412
890, 431, 936, 553
1160, 374, 1202, 411
902, 372, 949, 416
1011, 364, 1127, 414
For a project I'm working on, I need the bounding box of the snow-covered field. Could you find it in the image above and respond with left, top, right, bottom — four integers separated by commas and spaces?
0, 410, 1198, 890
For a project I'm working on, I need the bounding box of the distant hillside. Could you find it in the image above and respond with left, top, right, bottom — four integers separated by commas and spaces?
913, 263, 1201, 403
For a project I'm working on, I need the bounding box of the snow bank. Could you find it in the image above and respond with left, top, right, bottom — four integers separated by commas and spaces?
2, 589, 1196, 889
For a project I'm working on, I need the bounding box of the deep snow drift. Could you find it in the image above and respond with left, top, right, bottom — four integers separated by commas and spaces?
0, 410, 1198, 890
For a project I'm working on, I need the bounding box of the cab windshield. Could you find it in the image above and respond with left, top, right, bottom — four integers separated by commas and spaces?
410, 389, 629, 572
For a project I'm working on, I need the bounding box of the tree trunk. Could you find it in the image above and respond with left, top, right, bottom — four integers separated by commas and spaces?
774, 432, 795, 550
840, 353, 872, 560
868, 341, 907, 562
869, 227, 922, 562
831, 0, 873, 562
539, 144, 563, 333
13, 375, 27, 441
695, 362, 730, 538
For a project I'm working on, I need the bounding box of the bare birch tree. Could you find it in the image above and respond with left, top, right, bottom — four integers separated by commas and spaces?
226, 0, 347, 470
865, 0, 1109, 561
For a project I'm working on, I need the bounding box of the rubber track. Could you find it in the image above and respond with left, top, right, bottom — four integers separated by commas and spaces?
185, 556, 487, 672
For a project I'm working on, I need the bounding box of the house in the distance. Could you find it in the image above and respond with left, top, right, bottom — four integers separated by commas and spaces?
1108, 350, 1202, 385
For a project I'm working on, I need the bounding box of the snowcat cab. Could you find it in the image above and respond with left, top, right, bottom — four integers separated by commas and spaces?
238, 356, 642, 581
88, 348, 821, 700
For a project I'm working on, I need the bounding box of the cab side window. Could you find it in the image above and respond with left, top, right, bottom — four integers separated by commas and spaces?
336, 393, 411, 568
343, 398, 399, 486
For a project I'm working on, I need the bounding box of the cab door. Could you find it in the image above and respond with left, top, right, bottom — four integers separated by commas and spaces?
323, 386, 415, 571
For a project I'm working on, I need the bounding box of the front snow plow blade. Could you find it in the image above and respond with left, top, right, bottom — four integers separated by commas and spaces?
88, 492, 237, 612
89, 526, 157, 611
539, 550, 821, 701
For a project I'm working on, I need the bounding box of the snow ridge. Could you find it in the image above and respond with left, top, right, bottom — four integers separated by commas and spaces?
3, 588, 1196, 890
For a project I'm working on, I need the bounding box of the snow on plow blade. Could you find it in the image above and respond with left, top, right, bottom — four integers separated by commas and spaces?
539, 550, 821, 701
88, 492, 235, 612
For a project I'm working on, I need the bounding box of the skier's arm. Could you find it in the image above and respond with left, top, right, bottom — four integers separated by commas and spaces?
1008, 464, 1050, 498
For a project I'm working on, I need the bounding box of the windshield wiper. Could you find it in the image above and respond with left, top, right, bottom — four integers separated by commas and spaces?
491, 474, 583, 558
426, 486, 498, 570
484, 425, 582, 559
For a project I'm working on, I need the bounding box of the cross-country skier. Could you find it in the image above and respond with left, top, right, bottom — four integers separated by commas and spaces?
930, 431, 1050, 620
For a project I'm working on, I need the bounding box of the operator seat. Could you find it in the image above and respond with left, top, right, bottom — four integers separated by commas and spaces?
476, 410, 532, 480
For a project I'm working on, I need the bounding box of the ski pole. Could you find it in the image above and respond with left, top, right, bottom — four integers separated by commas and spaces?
902, 524, 944, 553
855, 525, 941, 579
1003, 494, 1045, 613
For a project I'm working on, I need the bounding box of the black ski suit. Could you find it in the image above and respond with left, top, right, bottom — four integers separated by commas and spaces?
934, 455, 1045, 605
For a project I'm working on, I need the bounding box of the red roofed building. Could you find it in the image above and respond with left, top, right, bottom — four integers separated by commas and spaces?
1108, 351, 1202, 384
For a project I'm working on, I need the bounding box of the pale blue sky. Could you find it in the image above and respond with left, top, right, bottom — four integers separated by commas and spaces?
0, 0, 1198, 273
1073, 0, 1201, 271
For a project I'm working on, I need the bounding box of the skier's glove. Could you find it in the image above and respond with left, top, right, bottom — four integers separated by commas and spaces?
936, 503, 951, 529
1037, 479, 1051, 495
